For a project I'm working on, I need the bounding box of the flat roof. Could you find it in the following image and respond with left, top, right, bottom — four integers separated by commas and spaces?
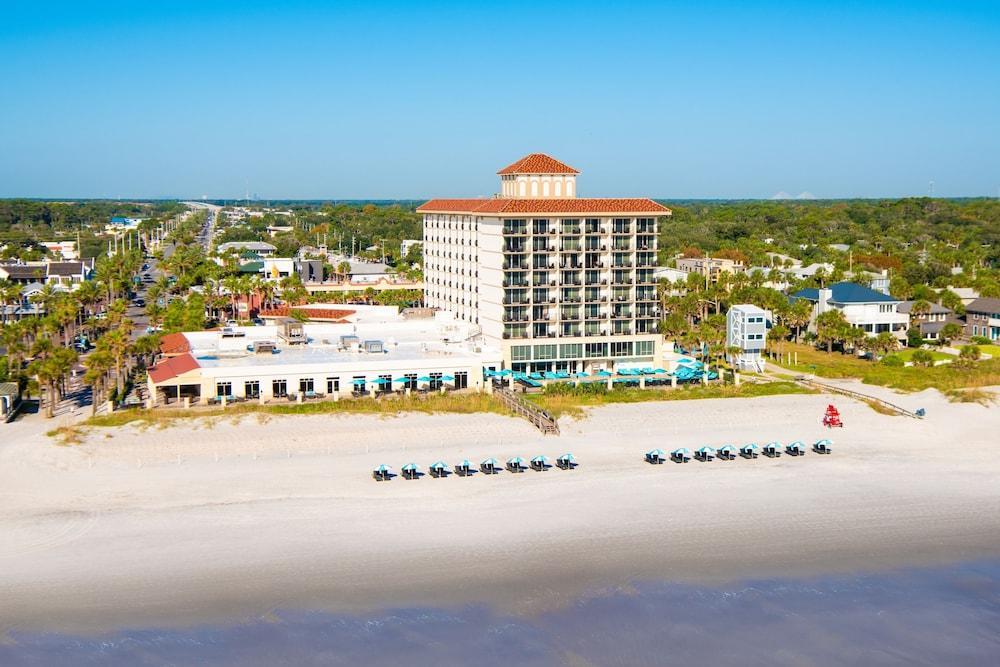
166, 313, 501, 379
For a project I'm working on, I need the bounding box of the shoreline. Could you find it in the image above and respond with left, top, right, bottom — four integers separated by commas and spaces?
2, 389, 999, 634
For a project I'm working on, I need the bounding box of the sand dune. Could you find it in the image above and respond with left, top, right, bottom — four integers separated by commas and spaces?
1, 388, 999, 634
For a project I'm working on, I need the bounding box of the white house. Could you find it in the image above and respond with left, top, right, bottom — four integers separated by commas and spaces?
793, 282, 909, 341
726, 304, 771, 372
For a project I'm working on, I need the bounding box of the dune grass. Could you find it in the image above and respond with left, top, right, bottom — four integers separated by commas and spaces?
778, 343, 1000, 392
524, 381, 811, 419
84, 393, 511, 429
944, 388, 997, 406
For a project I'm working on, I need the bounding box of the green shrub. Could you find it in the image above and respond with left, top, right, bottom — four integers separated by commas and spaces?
971, 335, 992, 345
910, 349, 935, 367
881, 354, 904, 367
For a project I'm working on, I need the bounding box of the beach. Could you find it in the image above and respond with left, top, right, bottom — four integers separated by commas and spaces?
2, 387, 1000, 636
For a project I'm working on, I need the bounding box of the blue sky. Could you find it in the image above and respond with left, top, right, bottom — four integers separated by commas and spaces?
1, 1, 998, 199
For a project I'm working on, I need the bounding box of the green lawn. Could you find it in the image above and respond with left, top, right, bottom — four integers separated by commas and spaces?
894, 348, 954, 362
525, 381, 810, 419
976, 344, 1000, 358
776, 343, 1000, 392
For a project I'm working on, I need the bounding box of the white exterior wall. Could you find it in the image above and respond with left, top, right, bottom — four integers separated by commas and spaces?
500, 174, 577, 199
726, 304, 770, 371
812, 290, 909, 340
423, 213, 480, 324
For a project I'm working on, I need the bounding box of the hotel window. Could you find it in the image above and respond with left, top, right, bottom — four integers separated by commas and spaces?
404, 373, 418, 390
611, 342, 634, 357
560, 343, 583, 358
511, 345, 532, 362
534, 344, 557, 360
272, 379, 288, 398
299, 378, 314, 394
454, 371, 468, 390
586, 342, 608, 358
326, 377, 340, 394
244, 380, 260, 399
429, 372, 443, 390
635, 340, 654, 357
352, 376, 366, 394
216, 381, 232, 397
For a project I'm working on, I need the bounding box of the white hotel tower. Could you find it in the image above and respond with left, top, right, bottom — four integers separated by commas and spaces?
419, 153, 671, 374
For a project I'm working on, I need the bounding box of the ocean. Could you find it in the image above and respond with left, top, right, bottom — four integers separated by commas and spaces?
3, 559, 999, 666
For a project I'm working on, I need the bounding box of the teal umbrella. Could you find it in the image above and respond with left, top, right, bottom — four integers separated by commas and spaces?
815, 439, 832, 447
647, 448, 665, 457
507, 456, 525, 466
481, 457, 498, 466
373, 464, 391, 474
672, 448, 691, 457
696, 446, 716, 455
457, 459, 472, 468
531, 455, 549, 464
416, 376, 432, 383
393, 377, 410, 384
351, 378, 366, 386
371, 377, 390, 385
401, 463, 419, 472
429, 461, 447, 470
440, 375, 455, 382
740, 444, 759, 452
596, 369, 612, 377
557, 453, 576, 463
497, 369, 512, 377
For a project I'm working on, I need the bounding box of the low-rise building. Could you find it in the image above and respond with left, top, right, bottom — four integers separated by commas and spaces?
41, 241, 79, 260
675, 256, 744, 282
897, 300, 955, 341
965, 297, 1000, 341
792, 282, 909, 341
216, 241, 277, 258
145, 307, 501, 405
399, 239, 422, 260
726, 304, 772, 372
0, 259, 94, 290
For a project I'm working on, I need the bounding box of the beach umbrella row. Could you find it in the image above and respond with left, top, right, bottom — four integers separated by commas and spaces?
647, 440, 832, 465
373, 454, 577, 481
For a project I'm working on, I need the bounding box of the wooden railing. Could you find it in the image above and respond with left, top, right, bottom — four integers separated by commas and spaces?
495, 387, 560, 435
798, 378, 923, 419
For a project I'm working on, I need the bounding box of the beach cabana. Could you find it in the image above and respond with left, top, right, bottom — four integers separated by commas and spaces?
786, 441, 806, 457
429, 461, 449, 478
762, 442, 781, 458
530, 455, 549, 471
556, 453, 576, 470
670, 448, 691, 463
480, 457, 499, 474
739, 444, 759, 459
813, 439, 833, 455
372, 464, 392, 482
505, 456, 526, 473
645, 448, 666, 464
454, 459, 473, 476
694, 446, 716, 462
401, 463, 420, 480
718, 445, 737, 461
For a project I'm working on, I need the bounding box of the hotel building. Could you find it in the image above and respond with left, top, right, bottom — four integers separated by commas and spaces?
419, 153, 672, 374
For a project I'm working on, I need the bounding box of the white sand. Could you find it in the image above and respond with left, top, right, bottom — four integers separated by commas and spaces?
2, 388, 999, 634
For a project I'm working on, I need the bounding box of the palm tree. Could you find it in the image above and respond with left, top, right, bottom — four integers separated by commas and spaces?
83, 349, 113, 416
816, 310, 848, 353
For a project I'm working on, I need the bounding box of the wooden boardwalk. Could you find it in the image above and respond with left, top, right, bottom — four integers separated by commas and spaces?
495, 387, 560, 435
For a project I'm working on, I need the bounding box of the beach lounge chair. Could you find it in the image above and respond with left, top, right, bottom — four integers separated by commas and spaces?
480, 458, 499, 474
429, 461, 448, 478
401, 463, 420, 480
372, 464, 391, 482
645, 448, 665, 464
694, 446, 715, 462
718, 445, 737, 461
556, 453, 576, 470
506, 457, 526, 473
812, 439, 833, 454
670, 448, 691, 463
763, 442, 781, 458
786, 441, 806, 456
454, 459, 472, 476
530, 455, 549, 471
739, 444, 759, 459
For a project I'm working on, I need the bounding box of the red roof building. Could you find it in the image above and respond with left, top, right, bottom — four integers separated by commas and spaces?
148, 353, 200, 384
497, 153, 580, 175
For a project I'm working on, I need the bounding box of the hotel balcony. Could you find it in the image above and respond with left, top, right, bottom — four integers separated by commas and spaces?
503, 313, 530, 323
503, 243, 526, 253
502, 326, 529, 339
502, 225, 527, 236
560, 223, 581, 234
636, 319, 657, 333
503, 279, 529, 288
503, 294, 530, 305
584, 242, 607, 252
585, 328, 607, 337
503, 261, 528, 270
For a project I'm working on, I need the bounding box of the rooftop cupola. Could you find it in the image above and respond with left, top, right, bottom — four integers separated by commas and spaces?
497, 153, 579, 199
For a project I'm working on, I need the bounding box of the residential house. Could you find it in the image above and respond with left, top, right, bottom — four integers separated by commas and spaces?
792, 282, 909, 341
726, 304, 772, 371
897, 300, 954, 342
675, 256, 744, 282
965, 297, 1000, 341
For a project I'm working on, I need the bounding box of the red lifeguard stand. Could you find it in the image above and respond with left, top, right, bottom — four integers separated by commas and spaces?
823, 404, 843, 428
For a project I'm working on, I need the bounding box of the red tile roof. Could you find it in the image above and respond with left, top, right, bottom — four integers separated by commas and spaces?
418, 198, 671, 215
497, 153, 580, 175
158, 332, 191, 356
259, 306, 355, 321
148, 353, 200, 384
